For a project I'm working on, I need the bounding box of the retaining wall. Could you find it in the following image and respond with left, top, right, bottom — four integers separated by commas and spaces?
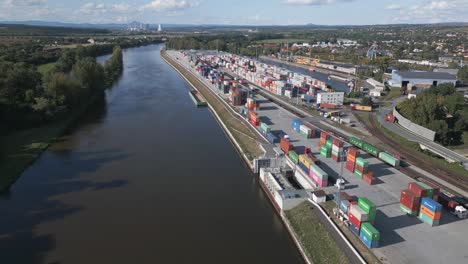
393, 107, 436, 141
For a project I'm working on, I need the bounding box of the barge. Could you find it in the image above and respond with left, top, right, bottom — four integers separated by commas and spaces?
189, 89, 207, 107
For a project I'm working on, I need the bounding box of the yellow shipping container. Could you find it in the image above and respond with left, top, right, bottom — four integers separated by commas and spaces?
299, 154, 313, 169
355, 105, 372, 112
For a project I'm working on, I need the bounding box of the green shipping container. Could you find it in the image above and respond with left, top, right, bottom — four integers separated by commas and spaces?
321, 145, 331, 153
349, 137, 364, 148
311, 164, 327, 178
418, 212, 440, 226
416, 182, 434, 198
360, 223, 380, 241
288, 151, 299, 164
355, 157, 369, 168
363, 143, 381, 157
400, 204, 418, 216
320, 150, 331, 158
358, 197, 377, 221
325, 139, 333, 148
378, 152, 400, 167
354, 169, 363, 178
260, 123, 271, 133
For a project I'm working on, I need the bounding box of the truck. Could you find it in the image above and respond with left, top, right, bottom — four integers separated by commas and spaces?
438, 192, 468, 219
304, 148, 321, 165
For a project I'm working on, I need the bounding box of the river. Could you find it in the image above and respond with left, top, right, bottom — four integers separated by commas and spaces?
0, 44, 304, 264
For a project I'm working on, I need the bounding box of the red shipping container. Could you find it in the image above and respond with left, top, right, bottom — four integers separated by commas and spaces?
363, 175, 376, 185
320, 103, 337, 109
408, 182, 428, 197
347, 147, 358, 156
363, 172, 374, 179
250, 120, 259, 126
333, 139, 344, 147
348, 211, 361, 229
355, 164, 368, 173
400, 197, 419, 211
423, 181, 440, 196
345, 164, 354, 173
280, 138, 293, 154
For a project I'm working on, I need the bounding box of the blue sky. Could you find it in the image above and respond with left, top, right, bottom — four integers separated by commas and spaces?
1, 0, 467, 25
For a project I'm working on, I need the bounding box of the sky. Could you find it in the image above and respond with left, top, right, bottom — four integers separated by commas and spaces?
0, 0, 467, 25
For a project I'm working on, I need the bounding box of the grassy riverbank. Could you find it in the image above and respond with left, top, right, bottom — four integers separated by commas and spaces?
285, 202, 350, 264
0, 93, 103, 192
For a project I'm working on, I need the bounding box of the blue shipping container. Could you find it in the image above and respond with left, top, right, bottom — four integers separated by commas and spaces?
298, 162, 309, 174
266, 132, 278, 143
421, 197, 442, 212
349, 222, 360, 236
340, 200, 350, 214
359, 231, 373, 249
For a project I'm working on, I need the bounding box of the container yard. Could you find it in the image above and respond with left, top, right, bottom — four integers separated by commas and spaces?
168, 50, 468, 264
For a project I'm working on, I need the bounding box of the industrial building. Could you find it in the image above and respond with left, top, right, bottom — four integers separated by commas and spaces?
388, 71, 457, 88
317, 92, 345, 105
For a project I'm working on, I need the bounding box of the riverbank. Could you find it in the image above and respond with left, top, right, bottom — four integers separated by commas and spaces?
0, 46, 125, 193
0, 93, 104, 192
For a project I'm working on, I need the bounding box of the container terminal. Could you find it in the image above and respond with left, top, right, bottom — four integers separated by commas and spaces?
165, 49, 468, 264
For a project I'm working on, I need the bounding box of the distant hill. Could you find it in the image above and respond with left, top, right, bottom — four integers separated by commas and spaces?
0, 24, 111, 36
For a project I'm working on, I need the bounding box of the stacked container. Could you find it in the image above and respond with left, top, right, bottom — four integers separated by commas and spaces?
348, 202, 364, 235
345, 147, 358, 172
400, 182, 427, 216
298, 154, 313, 174
299, 124, 313, 138
363, 171, 376, 185
359, 223, 380, 249
422, 181, 441, 201
331, 139, 344, 162
291, 119, 302, 133
419, 197, 442, 226
320, 144, 332, 158
280, 138, 294, 155
249, 111, 259, 126
354, 157, 368, 178
246, 98, 259, 111
416, 182, 434, 199
288, 150, 299, 164
358, 197, 377, 223
259, 122, 270, 135
309, 164, 328, 187
318, 131, 329, 148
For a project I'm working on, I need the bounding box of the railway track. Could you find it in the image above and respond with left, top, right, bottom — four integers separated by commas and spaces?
366, 113, 468, 194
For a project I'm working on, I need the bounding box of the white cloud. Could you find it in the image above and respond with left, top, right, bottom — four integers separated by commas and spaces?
78, 2, 108, 15
112, 2, 131, 12
396, 0, 468, 23
4, 0, 46, 7
140, 0, 199, 12
385, 4, 402, 10
284, 0, 355, 6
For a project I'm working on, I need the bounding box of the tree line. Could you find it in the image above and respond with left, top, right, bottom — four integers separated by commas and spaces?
397, 83, 468, 146
0, 44, 124, 131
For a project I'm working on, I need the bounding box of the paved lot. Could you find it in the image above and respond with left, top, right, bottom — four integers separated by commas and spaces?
169, 50, 468, 264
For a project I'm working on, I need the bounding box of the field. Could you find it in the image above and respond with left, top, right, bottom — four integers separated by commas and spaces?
285, 202, 350, 264
0, 24, 110, 36
37, 62, 56, 77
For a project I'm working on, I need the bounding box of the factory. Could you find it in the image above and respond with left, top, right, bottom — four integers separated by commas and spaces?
388, 70, 457, 89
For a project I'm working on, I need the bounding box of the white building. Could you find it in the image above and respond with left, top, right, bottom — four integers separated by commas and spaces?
366, 78, 385, 91
388, 71, 457, 88
317, 92, 345, 105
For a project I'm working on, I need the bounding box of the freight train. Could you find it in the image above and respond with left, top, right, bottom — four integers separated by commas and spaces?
348, 136, 400, 168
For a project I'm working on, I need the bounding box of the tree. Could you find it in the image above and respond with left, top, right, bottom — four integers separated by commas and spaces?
55, 50, 76, 72
361, 96, 373, 106
44, 72, 81, 106
458, 65, 468, 83
72, 57, 105, 92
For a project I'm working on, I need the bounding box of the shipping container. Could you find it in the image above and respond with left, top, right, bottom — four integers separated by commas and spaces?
354, 169, 363, 178
360, 222, 380, 241
420, 205, 441, 220
350, 204, 369, 222
355, 105, 372, 111
310, 164, 328, 180
363, 143, 381, 157
400, 203, 418, 216
358, 197, 377, 222
340, 200, 350, 214
299, 154, 314, 170
355, 157, 369, 168
416, 182, 434, 198
349, 221, 360, 236
266, 132, 279, 143
421, 197, 442, 212
348, 211, 362, 229
359, 231, 379, 249
280, 138, 294, 154
378, 152, 400, 167
349, 137, 364, 148
418, 211, 440, 226
408, 182, 428, 197
288, 150, 299, 164
260, 123, 271, 133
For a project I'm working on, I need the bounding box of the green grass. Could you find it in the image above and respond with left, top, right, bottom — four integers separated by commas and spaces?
285, 202, 350, 264
37, 62, 56, 77
383, 87, 402, 100
0, 94, 102, 192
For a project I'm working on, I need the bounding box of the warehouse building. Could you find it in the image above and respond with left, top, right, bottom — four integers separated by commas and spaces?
388, 71, 457, 88
317, 92, 345, 105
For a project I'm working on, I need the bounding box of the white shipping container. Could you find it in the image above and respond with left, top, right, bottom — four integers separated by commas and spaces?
300, 125, 312, 134
349, 204, 369, 222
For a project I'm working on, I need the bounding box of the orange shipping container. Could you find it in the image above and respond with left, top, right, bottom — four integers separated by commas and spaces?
420, 205, 441, 220
347, 156, 356, 162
